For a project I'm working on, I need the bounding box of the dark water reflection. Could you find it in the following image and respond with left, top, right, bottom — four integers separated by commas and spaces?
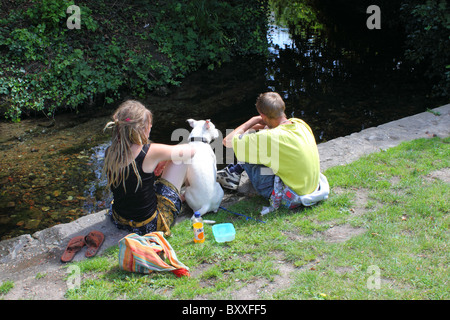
149, 21, 443, 146
264, 27, 444, 142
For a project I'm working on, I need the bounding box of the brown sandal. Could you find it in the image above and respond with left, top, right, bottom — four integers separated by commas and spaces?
61, 236, 86, 263
84, 230, 104, 258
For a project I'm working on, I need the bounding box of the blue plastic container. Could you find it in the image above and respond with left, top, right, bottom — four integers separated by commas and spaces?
212, 223, 235, 243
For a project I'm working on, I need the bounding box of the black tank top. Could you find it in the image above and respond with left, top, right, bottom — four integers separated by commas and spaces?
111, 144, 157, 222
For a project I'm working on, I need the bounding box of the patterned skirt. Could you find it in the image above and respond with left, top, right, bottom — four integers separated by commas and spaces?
109, 178, 182, 236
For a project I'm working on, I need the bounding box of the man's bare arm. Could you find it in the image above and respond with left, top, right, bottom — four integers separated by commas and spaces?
223, 116, 264, 148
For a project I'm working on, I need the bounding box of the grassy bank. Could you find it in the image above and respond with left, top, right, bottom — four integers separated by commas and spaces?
55, 137, 449, 300
2, 137, 447, 299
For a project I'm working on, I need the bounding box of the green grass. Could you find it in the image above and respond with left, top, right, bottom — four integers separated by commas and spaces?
0, 280, 14, 296
64, 137, 450, 300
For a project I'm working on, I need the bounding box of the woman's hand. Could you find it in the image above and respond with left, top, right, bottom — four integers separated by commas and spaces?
154, 160, 167, 176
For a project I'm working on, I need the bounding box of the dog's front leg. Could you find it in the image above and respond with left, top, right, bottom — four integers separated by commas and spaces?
180, 178, 190, 203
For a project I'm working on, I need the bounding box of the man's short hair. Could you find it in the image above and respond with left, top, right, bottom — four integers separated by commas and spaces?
255, 92, 285, 119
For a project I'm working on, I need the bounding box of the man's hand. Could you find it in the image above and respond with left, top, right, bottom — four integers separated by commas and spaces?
249, 116, 267, 131
223, 116, 266, 148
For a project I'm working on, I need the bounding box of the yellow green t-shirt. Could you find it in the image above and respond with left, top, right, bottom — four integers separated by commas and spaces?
232, 118, 320, 195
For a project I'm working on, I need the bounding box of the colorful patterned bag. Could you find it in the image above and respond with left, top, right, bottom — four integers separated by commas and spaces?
118, 232, 190, 277
270, 173, 330, 210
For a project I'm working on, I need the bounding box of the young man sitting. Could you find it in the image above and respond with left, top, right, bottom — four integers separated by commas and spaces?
218, 92, 327, 210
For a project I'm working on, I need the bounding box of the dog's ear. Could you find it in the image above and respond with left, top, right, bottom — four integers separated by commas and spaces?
187, 119, 196, 128
205, 119, 211, 129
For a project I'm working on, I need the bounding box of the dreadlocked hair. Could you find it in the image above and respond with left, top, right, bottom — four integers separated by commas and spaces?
102, 100, 152, 193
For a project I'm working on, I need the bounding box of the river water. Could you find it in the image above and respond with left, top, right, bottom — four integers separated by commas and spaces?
0, 15, 446, 240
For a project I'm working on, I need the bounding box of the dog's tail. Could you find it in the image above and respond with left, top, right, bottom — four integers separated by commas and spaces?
197, 204, 210, 216
190, 204, 210, 219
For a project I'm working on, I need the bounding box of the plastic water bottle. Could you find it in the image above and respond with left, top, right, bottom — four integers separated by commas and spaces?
270, 176, 284, 209
192, 211, 205, 243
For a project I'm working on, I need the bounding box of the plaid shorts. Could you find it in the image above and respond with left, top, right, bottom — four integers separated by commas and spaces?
109, 178, 182, 236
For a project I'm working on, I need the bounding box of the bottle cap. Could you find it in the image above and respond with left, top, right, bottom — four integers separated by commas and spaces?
194, 211, 201, 218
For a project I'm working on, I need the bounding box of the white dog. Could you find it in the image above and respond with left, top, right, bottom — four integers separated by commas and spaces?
184, 119, 224, 217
